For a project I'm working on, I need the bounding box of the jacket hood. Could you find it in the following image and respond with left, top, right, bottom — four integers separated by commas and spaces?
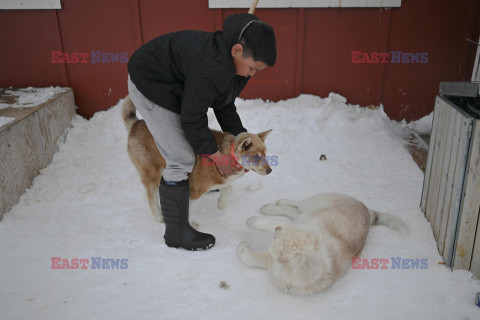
222, 13, 261, 50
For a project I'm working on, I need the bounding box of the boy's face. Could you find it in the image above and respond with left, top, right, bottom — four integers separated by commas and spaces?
231, 44, 268, 78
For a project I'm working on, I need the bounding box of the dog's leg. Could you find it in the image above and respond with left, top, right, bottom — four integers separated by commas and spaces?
275, 199, 299, 208
217, 185, 232, 210
260, 204, 300, 219
145, 181, 163, 223
237, 242, 269, 268
188, 199, 199, 230
246, 216, 292, 233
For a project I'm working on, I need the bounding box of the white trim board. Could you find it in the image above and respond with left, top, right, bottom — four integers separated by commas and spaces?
209, 0, 401, 8
0, 0, 61, 10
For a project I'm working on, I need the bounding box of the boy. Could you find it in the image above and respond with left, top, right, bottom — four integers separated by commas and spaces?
127, 13, 276, 251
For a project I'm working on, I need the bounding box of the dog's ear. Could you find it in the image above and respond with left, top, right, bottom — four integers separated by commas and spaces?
273, 226, 283, 239
238, 137, 252, 151
257, 129, 272, 141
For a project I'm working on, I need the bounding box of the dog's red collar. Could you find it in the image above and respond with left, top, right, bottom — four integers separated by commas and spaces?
231, 142, 249, 173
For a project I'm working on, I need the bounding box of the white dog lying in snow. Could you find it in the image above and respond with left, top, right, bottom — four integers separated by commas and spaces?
237, 193, 407, 295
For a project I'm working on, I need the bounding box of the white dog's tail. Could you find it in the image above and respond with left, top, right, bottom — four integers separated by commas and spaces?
369, 210, 409, 235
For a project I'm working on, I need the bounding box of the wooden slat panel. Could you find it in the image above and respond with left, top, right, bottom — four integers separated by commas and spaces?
453, 120, 480, 270
471, 205, 480, 277
433, 103, 458, 247
429, 101, 451, 239
294, 8, 305, 97
0, 90, 75, 219
424, 100, 445, 220
470, 141, 480, 274
443, 116, 473, 266
438, 110, 463, 254
425, 100, 449, 228
421, 98, 441, 211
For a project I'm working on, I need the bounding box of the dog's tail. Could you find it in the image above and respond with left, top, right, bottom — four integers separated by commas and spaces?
369, 210, 409, 235
122, 95, 138, 131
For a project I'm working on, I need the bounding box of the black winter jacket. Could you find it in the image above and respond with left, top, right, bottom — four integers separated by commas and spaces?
128, 13, 260, 155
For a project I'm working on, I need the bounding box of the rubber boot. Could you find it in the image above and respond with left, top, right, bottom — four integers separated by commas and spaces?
159, 177, 215, 251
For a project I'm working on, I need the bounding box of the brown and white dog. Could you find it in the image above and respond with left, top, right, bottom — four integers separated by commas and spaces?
237, 193, 407, 295
121, 95, 273, 223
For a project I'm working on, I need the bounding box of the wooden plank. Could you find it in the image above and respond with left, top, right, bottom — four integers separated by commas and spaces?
212, 9, 223, 33
425, 100, 449, 230
429, 101, 451, 238
373, 8, 391, 107
424, 100, 445, 220
470, 201, 480, 277
438, 110, 463, 254
470, 149, 480, 275
433, 103, 457, 248
453, 120, 480, 270
443, 116, 473, 266
208, 0, 403, 8
421, 97, 441, 211
130, 0, 143, 47
50, 10, 69, 87
294, 8, 306, 97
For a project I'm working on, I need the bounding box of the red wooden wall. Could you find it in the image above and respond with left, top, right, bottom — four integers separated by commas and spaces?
0, 0, 478, 121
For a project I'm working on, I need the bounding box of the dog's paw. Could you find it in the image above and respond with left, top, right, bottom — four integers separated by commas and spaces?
246, 180, 262, 192
260, 204, 278, 215
246, 216, 260, 229
237, 241, 252, 261
275, 199, 297, 207
190, 220, 199, 230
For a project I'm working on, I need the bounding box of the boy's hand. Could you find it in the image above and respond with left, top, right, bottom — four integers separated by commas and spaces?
209, 150, 242, 176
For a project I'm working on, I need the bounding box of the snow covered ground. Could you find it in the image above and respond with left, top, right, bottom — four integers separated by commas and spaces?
0, 94, 479, 320
0, 116, 15, 130
0, 86, 70, 130
0, 86, 69, 110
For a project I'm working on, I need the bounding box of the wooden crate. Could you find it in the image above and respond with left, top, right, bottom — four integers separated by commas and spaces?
421, 95, 480, 276
0, 88, 75, 220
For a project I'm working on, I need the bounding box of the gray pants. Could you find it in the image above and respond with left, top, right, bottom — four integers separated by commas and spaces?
127, 74, 195, 182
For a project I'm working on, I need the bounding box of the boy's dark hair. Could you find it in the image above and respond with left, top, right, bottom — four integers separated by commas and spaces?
239, 21, 276, 67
